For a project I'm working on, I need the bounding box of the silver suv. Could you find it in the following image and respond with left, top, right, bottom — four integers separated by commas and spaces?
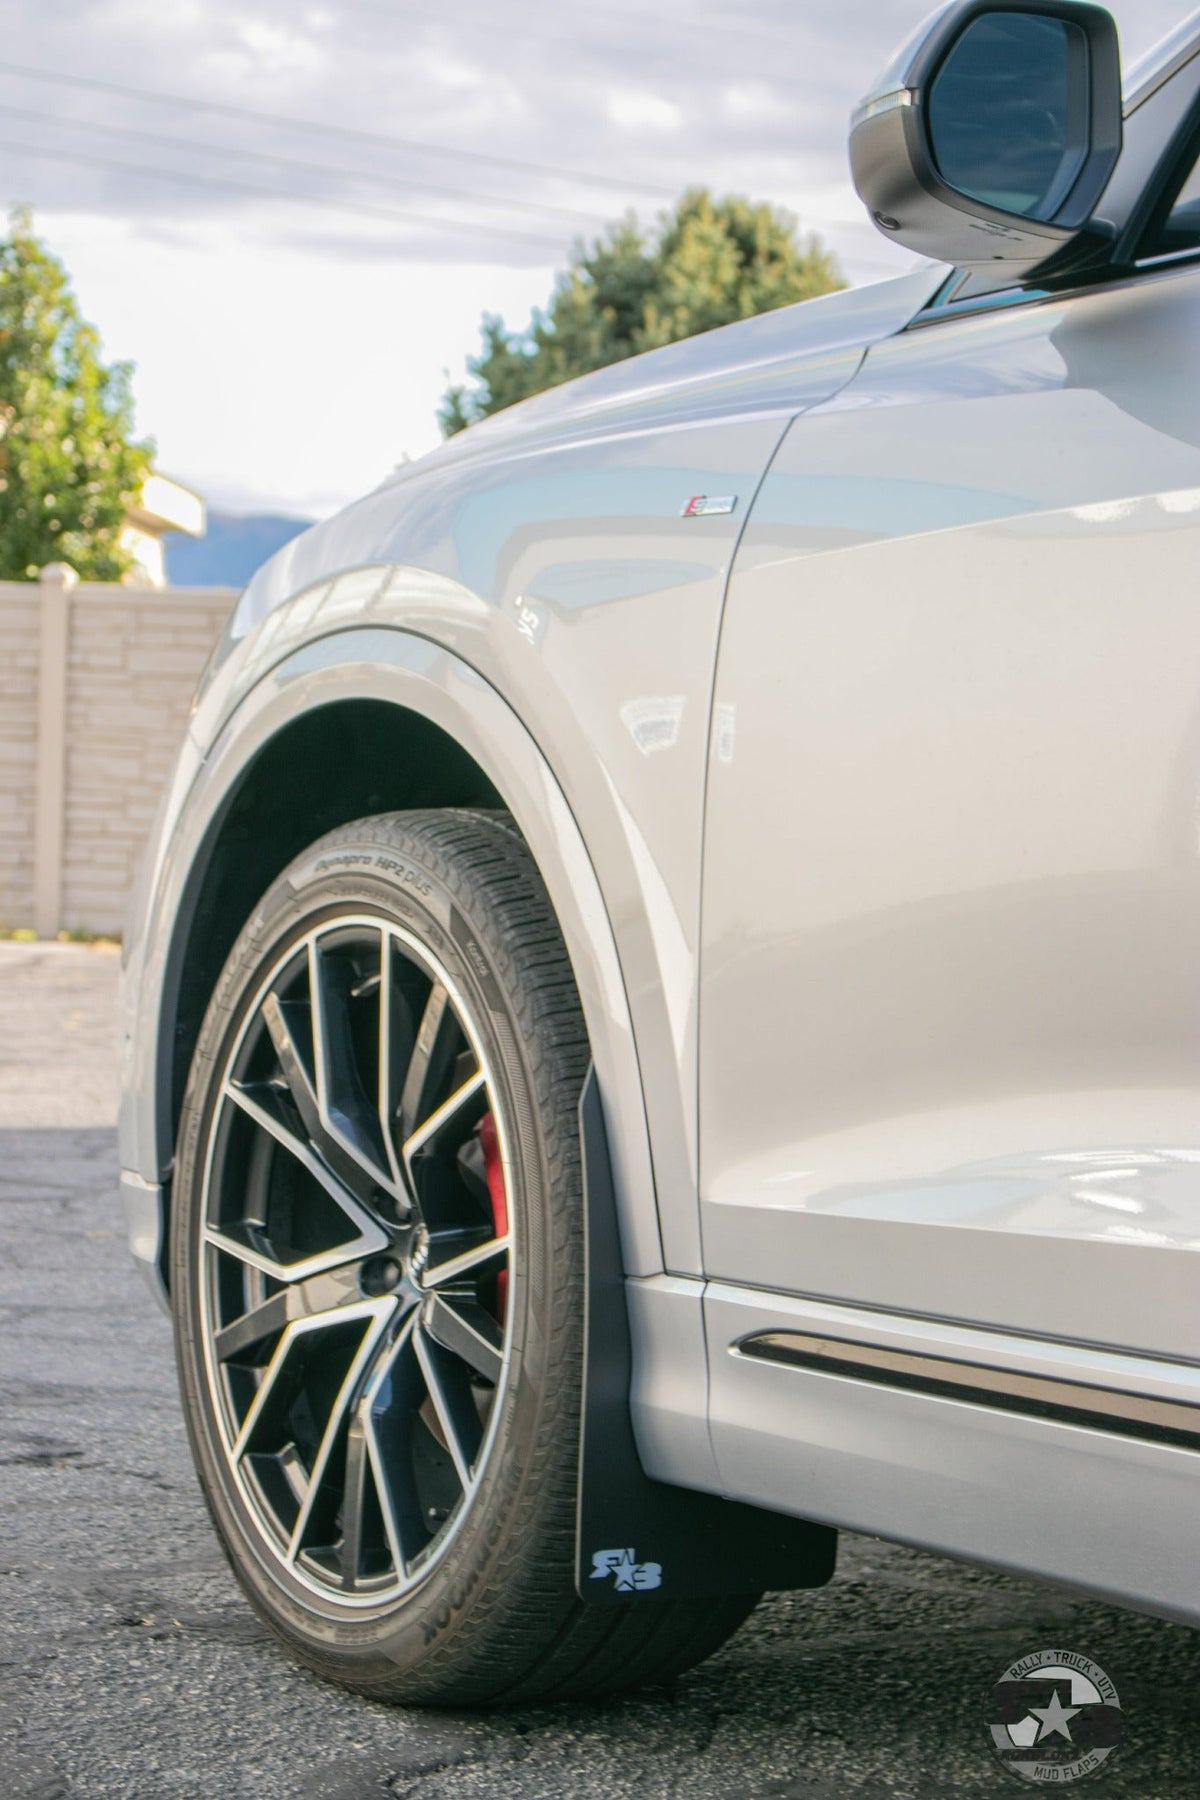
121, 1, 1200, 1705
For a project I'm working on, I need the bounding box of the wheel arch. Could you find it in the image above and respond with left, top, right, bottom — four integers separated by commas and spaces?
123, 627, 664, 1292
169, 697, 503, 1167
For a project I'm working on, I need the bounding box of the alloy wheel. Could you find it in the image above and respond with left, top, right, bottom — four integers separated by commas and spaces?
197, 915, 514, 1606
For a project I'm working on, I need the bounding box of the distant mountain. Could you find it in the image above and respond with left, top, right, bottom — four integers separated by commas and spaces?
165, 510, 315, 589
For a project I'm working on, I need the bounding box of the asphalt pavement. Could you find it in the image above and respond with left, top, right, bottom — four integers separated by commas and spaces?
1, 941, 1197, 1800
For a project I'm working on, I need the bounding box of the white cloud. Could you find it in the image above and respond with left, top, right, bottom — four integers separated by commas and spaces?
227, 17, 329, 77
721, 81, 791, 125
404, 42, 494, 96
607, 90, 683, 133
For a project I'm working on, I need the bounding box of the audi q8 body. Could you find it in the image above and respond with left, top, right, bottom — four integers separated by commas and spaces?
121, 1, 1200, 1703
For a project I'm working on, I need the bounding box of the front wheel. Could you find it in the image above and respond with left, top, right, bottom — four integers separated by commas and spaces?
171, 809, 754, 1703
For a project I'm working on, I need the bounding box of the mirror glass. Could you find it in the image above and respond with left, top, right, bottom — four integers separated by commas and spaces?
927, 12, 1088, 221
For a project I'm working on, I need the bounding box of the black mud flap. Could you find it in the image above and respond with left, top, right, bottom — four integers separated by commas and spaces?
575, 1069, 838, 1605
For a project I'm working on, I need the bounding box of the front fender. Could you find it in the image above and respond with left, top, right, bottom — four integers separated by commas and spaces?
119, 628, 664, 1296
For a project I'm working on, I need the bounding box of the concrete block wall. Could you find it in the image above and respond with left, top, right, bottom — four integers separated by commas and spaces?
0, 569, 238, 937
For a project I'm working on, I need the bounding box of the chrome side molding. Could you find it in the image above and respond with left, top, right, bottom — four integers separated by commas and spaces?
736, 1329, 1200, 1454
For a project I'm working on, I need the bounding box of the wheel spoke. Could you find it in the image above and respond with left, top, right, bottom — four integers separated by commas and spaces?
413, 1324, 483, 1489
218, 1082, 389, 1280
422, 1292, 504, 1385
402, 1069, 487, 1166
214, 1288, 292, 1365
398, 981, 459, 1141
230, 1320, 300, 1462
338, 1407, 371, 1591
309, 936, 409, 1212
211, 1264, 365, 1364
231, 1298, 389, 1462
377, 931, 410, 1196
422, 1234, 510, 1289
260, 990, 323, 1145
361, 1318, 423, 1576
287, 1304, 394, 1562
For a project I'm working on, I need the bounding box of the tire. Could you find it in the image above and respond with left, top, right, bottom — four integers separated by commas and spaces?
171, 809, 755, 1703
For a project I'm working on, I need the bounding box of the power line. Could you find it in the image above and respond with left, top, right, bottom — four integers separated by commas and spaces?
0, 135, 572, 253
0, 60, 679, 202
342, 0, 692, 54
347, 0, 761, 50
0, 102, 613, 231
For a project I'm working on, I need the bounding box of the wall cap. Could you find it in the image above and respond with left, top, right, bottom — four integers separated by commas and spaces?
38, 563, 79, 591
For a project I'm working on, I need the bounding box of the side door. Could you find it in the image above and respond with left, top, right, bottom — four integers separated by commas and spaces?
698, 257, 1200, 1363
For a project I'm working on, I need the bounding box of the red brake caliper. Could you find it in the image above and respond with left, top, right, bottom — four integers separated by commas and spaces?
478, 1112, 508, 1325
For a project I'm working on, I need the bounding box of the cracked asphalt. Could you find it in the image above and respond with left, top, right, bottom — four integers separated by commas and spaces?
1, 941, 1198, 1799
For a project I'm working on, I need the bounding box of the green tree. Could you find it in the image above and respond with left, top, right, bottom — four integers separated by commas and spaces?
440, 188, 845, 435
0, 206, 152, 579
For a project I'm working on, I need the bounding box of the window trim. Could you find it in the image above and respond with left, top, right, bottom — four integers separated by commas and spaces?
905, 250, 1200, 335
1123, 13, 1200, 116
1120, 93, 1200, 266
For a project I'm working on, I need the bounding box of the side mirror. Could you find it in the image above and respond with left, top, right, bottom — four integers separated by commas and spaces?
849, 1, 1122, 274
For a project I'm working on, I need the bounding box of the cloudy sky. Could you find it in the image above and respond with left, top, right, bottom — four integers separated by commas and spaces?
0, 0, 1188, 518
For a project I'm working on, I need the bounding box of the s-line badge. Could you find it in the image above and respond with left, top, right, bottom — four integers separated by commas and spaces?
681, 494, 738, 518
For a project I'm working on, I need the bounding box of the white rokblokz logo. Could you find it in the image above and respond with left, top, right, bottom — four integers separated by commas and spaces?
590, 1547, 663, 1592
